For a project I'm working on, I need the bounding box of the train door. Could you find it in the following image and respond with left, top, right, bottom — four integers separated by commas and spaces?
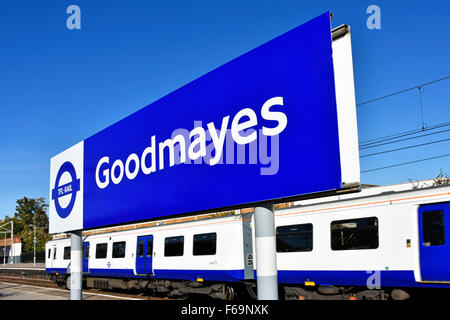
83, 242, 90, 274
51, 245, 57, 270
136, 235, 153, 275
418, 203, 450, 282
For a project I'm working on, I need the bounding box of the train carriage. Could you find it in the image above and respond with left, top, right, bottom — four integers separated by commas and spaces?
46, 180, 450, 300
46, 213, 254, 299
272, 182, 450, 299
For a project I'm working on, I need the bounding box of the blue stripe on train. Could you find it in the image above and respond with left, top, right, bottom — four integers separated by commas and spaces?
46, 268, 450, 288
278, 270, 414, 287
154, 269, 245, 281
277, 270, 450, 288
46, 268, 245, 282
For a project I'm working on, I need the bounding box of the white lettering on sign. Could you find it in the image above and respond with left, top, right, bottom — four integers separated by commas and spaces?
95, 96, 287, 189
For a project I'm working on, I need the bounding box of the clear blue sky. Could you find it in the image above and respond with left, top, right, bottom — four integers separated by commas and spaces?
0, 0, 449, 219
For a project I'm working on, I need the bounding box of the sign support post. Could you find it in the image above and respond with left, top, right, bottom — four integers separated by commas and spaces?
254, 202, 278, 300
70, 230, 83, 300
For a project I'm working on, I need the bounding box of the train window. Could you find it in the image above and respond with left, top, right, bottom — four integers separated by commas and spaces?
85, 244, 90, 259
193, 233, 217, 256
48, 249, 51, 259
164, 236, 184, 257
53, 248, 57, 260
331, 217, 379, 250
147, 237, 153, 257
63, 246, 71, 260
422, 210, 445, 246
276, 224, 313, 252
96, 243, 108, 259
112, 241, 126, 258
138, 239, 144, 257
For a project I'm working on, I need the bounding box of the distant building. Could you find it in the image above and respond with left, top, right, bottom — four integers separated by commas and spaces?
0, 234, 22, 263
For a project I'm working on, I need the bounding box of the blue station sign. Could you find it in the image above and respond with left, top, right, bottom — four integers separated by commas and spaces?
49, 12, 360, 233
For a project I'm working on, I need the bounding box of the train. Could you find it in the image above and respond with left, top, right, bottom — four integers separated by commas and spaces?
45, 180, 450, 300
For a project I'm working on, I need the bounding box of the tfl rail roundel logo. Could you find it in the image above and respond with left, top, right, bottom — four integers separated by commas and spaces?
51, 161, 81, 219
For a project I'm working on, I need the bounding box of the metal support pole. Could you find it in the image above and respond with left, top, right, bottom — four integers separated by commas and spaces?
70, 230, 83, 300
33, 225, 36, 266
10, 221, 13, 264
254, 202, 278, 300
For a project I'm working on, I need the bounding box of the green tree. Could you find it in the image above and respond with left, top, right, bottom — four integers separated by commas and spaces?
4, 197, 51, 252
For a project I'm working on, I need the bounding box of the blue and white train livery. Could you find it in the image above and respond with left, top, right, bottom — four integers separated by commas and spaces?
46, 180, 450, 300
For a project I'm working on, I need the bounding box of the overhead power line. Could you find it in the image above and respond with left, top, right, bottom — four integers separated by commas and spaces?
359, 128, 450, 150
361, 153, 450, 174
360, 137, 450, 158
356, 76, 450, 174
359, 121, 450, 147
356, 75, 450, 107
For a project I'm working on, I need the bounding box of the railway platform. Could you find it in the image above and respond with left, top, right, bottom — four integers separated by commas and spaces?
0, 263, 47, 280
0, 263, 45, 269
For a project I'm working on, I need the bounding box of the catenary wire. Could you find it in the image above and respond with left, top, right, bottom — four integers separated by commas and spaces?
356, 75, 450, 107
359, 121, 450, 147
356, 76, 450, 173
360, 137, 450, 158
359, 128, 450, 150
361, 153, 450, 173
